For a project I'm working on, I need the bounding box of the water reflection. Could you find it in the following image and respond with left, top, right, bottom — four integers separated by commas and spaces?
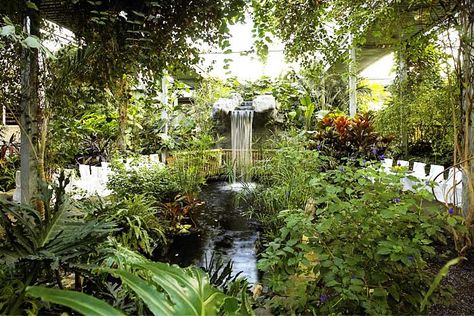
164, 181, 259, 285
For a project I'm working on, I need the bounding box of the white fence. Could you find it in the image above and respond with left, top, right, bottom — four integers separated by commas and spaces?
12, 155, 164, 202
382, 158, 463, 206
12, 155, 464, 207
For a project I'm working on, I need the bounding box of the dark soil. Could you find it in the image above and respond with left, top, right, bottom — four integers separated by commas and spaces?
429, 250, 474, 315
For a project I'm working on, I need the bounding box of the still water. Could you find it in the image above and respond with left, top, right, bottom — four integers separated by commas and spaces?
164, 181, 259, 285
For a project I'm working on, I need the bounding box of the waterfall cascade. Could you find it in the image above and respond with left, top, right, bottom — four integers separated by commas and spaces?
231, 102, 254, 182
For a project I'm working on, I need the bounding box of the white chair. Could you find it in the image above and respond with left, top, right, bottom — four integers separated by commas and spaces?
78, 164, 91, 180
412, 162, 427, 179
90, 166, 101, 178
382, 158, 393, 173
150, 154, 160, 163
427, 164, 446, 202
444, 167, 463, 206
428, 165, 445, 183
397, 160, 409, 168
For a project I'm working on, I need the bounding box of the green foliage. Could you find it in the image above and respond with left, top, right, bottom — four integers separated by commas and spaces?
107, 160, 205, 235
223, 68, 372, 130
0, 16, 54, 57
309, 112, 393, 162
133, 77, 221, 154
256, 164, 455, 314
0, 18, 21, 129
420, 257, 464, 312
247, 131, 326, 235
107, 163, 179, 203
0, 175, 115, 266
46, 46, 122, 166
26, 286, 125, 316
26, 254, 253, 315
251, 0, 451, 66
0, 152, 19, 192
0, 175, 116, 314
91, 195, 167, 255
375, 43, 458, 165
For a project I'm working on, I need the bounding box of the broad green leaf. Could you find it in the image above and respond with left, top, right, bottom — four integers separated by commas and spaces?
25, 1, 39, 10
23, 36, 41, 49
137, 261, 227, 315
26, 286, 125, 316
105, 269, 174, 315
372, 287, 388, 297
0, 25, 15, 37
447, 216, 456, 226
388, 284, 400, 302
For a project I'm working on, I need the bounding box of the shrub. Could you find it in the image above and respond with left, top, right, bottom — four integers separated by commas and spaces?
0, 135, 20, 192
89, 195, 167, 255
246, 144, 328, 237
0, 154, 19, 192
309, 112, 393, 162
256, 164, 457, 314
107, 163, 179, 202
106, 159, 206, 237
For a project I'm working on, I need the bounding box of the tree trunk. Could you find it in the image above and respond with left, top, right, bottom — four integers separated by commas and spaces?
460, 0, 474, 239
117, 75, 129, 155
398, 48, 409, 158
19, 8, 40, 208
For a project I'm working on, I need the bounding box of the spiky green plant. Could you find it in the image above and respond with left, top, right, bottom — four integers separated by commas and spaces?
0, 173, 115, 314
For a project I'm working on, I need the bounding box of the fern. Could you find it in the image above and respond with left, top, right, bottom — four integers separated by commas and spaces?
0, 174, 115, 265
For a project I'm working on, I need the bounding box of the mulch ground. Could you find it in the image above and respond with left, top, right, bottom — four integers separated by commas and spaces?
429, 249, 474, 315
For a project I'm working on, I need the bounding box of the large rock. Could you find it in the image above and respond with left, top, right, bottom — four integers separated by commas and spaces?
212, 93, 243, 116
253, 94, 276, 113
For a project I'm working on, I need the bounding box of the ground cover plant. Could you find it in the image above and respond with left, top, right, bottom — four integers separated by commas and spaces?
106, 156, 207, 237
246, 135, 464, 314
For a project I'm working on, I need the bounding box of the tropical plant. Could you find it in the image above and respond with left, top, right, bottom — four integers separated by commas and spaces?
375, 42, 458, 165
246, 132, 328, 236
90, 195, 167, 256
0, 137, 19, 193
107, 160, 205, 235
26, 252, 254, 315
256, 164, 458, 314
309, 111, 393, 163
0, 174, 115, 266
107, 162, 179, 203
0, 174, 116, 314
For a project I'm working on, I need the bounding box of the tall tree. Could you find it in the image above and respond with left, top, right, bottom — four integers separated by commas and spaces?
0, 0, 246, 204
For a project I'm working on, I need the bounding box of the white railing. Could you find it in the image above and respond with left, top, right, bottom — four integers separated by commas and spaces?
383, 158, 463, 206
11, 153, 464, 207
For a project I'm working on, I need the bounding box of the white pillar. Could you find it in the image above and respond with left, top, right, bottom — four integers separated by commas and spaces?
161, 72, 169, 163
348, 33, 357, 117
161, 72, 169, 135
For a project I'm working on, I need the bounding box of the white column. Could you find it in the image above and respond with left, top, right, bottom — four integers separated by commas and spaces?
348, 33, 357, 117
161, 72, 169, 163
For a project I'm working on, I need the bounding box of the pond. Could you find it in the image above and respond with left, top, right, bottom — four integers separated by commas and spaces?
163, 181, 260, 286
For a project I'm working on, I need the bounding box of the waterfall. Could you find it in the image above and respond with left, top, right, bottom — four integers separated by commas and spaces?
231, 103, 254, 182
